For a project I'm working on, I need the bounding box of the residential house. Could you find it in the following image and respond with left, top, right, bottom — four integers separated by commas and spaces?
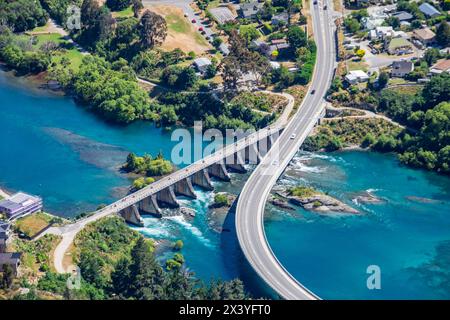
0, 252, 22, 276
430, 59, 450, 75
193, 58, 212, 74
363, 17, 385, 30
413, 28, 436, 45
209, 7, 236, 25
374, 26, 395, 40
386, 37, 414, 55
392, 11, 413, 22
345, 70, 370, 84
391, 60, 414, 77
271, 12, 289, 25
0, 192, 43, 220
418, 3, 441, 18
239, 1, 264, 19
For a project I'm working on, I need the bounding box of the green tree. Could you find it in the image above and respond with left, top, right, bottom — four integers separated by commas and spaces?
139, 10, 167, 49
0, 264, 14, 289
287, 26, 307, 51
377, 71, 389, 89
106, 0, 131, 11
128, 237, 165, 299
436, 21, 450, 47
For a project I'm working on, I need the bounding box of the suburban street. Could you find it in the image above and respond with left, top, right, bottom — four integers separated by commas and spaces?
235, 0, 337, 300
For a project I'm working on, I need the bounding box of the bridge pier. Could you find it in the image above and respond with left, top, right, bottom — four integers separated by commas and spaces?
138, 195, 162, 218
191, 169, 214, 190
120, 204, 144, 227
225, 152, 247, 173
245, 143, 261, 165
156, 186, 180, 208
173, 178, 197, 199
208, 161, 231, 181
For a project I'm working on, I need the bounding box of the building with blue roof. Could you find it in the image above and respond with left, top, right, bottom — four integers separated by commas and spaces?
419, 3, 441, 18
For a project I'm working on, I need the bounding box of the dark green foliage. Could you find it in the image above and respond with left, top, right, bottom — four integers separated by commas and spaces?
436, 21, 450, 47
106, 0, 131, 11
287, 25, 307, 51
123, 152, 173, 176
68, 55, 154, 123
0, 0, 48, 32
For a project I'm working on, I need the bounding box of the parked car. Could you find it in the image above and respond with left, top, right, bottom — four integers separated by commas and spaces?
199, 27, 204, 32
323, 5, 327, 9
311, 89, 316, 94
191, 19, 196, 23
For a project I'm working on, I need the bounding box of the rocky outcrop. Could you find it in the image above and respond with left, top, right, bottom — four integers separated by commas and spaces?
275, 189, 359, 214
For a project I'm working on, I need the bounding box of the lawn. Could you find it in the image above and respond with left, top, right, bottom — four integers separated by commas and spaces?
23, 33, 84, 70
147, 5, 211, 54
347, 59, 369, 72
30, 21, 50, 33
112, 6, 133, 18
15, 212, 53, 238
166, 13, 191, 33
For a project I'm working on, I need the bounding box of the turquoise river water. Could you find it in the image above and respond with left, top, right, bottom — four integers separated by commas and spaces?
1, 70, 449, 299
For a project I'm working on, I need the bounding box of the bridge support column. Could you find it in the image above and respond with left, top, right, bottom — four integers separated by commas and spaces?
208, 161, 231, 181
191, 169, 214, 191
156, 186, 180, 208
138, 195, 162, 218
225, 152, 247, 173
245, 143, 261, 165
120, 204, 144, 227
173, 178, 197, 199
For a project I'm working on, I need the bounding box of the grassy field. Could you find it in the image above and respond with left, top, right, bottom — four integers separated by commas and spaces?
15, 212, 53, 238
347, 59, 369, 72
30, 21, 51, 33
112, 6, 133, 18
146, 5, 211, 54
22, 33, 84, 70
166, 13, 191, 33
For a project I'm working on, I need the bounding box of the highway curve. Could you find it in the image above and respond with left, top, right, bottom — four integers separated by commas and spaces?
235, 0, 337, 300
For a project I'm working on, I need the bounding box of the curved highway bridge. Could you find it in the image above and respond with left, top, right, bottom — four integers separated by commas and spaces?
235, 1, 336, 300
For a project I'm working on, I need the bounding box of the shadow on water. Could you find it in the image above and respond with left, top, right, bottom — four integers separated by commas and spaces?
220, 196, 280, 300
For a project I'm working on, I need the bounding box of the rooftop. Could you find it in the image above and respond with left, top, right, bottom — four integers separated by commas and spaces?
209, 7, 236, 25
240, 1, 264, 17
392, 60, 414, 73
419, 3, 440, 17
413, 28, 436, 40
0, 192, 42, 212
388, 37, 413, 50
393, 11, 413, 21
431, 59, 450, 72
348, 70, 369, 78
193, 57, 212, 68
0, 252, 22, 265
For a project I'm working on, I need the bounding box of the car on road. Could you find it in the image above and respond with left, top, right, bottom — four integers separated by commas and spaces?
271, 160, 279, 166
313, 1, 317, 4
290, 134, 296, 140
323, 5, 327, 9
191, 19, 196, 23
311, 89, 316, 94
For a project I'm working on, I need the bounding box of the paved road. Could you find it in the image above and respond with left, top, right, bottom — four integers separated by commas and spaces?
235, 0, 337, 300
